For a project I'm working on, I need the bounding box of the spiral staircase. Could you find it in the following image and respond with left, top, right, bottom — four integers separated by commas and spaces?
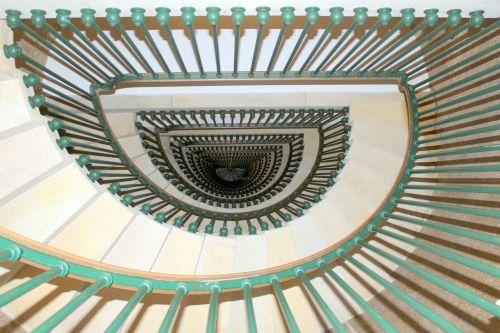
0, 3, 499, 332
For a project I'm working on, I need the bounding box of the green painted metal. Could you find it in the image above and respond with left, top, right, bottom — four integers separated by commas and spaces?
385, 213, 500, 246
371, 226, 500, 277
206, 285, 220, 333
339, 251, 462, 332
33, 275, 112, 333
318, 261, 398, 333
0, 264, 68, 307
105, 282, 152, 333
296, 269, 346, 333
271, 277, 300, 333
358, 239, 500, 316
265, 6, 295, 76
158, 285, 187, 333
242, 282, 258, 333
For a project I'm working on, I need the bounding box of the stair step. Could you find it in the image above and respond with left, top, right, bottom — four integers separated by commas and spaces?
0, 164, 97, 242
103, 214, 170, 271
350, 121, 408, 157
104, 112, 137, 138
152, 226, 204, 275
195, 235, 236, 275
49, 192, 134, 260
349, 93, 408, 129
0, 125, 63, 201
0, 76, 32, 134
313, 178, 371, 245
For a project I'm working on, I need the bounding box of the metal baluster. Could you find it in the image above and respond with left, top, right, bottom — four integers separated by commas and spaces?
249, 7, 270, 77
105, 8, 156, 77
329, 8, 389, 74
339, 251, 461, 332
318, 261, 398, 333
270, 277, 300, 332
54, 9, 123, 76
297, 7, 343, 77
181, 7, 205, 77
80, 9, 140, 76
206, 285, 220, 333
33, 275, 112, 333
131, 8, 172, 77
357, 239, 500, 316
231, 7, 246, 78
242, 282, 258, 332
265, 7, 295, 77
296, 269, 346, 333
105, 282, 152, 333
206, 7, 222, 77
158, 284, 187, 333
281, 7, 319, 76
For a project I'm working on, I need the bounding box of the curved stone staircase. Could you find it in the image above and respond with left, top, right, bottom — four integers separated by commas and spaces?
0, 5, 498, 333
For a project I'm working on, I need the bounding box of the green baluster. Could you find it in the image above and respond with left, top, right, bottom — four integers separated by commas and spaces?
206, 7, 222, 77
106, 8, 156, 77
329, 8, 388, 74
55, 9, 123, 76
31, 9, 111, 81
206, 285, 220, 333
347, 8, 414, 73
415, 144, 500, 159
417, 124, 500, 144
363, 9, 430, 70
313, 7, 365, 75
405, 184, 500, 195
48, 119, 107, 141
0, 264, 68, 307
417, 64, 499, 102
231, 7, 245, 77
358, 239, 500, 316
23, 74, 94, 113
3, 44, 91, 97
249, 6, 270, 77
158, 284, 187, 333
156, 7, 189, 78
242, 281, 258, 332
394, 10, 467, 72
182, 7, 205, 77
5, 10, 102, 84
297, 7, 343, 76
339, 251, 461, 332
80, 9, 140, 76
33, 274, 112, 333
371, 226, 500, 277
408, 12, 493, 77
265, 7, 295, 77
27, 94, 100, 126
378, 9, 445, 71
411, 165, 500, 174
396, 198, 500, 218
105, 282, 152, 333
131, 8, 172, 77
296, 269, 346, 333
281, 7, 319, 76
419, 84, 500, 116
385, 213, 500, 246
419, 104, 499, 130
318, 260, 398, 333
270, 277, 300, 332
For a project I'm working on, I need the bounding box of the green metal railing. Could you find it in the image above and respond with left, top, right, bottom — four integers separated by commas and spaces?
1, 6, 499, 333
